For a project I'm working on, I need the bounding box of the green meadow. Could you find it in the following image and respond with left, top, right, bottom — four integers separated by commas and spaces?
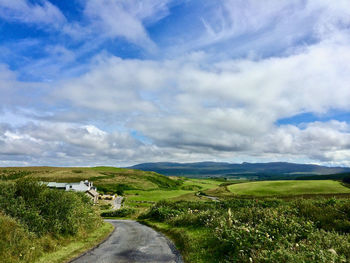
228, 180, 350, 197
125, 178, 222, 202
2, 166, 350, 263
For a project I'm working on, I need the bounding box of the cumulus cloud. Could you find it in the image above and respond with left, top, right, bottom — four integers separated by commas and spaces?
0, 122, 164, 166
1, 0, 350, 166
260, 121, 350, 165
38, 30, 348, 165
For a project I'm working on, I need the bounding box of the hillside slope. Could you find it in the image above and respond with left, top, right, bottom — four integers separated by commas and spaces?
129, 162, 350, 178
0, 166, 180, 193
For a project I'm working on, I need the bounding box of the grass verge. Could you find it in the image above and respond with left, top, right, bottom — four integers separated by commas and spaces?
35, 222, 114, 263
139, 220, 215, 263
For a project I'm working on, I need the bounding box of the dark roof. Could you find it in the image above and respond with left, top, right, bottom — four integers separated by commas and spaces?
86, 189, 99, 197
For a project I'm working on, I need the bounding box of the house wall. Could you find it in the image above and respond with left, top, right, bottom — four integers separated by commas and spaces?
65, 181, 94, 192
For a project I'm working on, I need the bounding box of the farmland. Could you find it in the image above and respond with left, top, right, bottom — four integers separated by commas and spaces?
227, 180, 350, 197
0, 166, 180, 193
2, 166, 350, 263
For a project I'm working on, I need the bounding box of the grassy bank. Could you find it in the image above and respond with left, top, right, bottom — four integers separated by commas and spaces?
0, 178, 104, 263
228, 180, 350, 197
35, 222, 114, 263
140, 198, 350, 263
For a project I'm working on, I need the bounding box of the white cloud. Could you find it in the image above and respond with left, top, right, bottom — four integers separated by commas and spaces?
37, 30, 349, 165
0, 0, 66, 28
176, 0, 350, 55
83, 0, 172, 50
1, 0, 350, 166
0, 121, 164, 166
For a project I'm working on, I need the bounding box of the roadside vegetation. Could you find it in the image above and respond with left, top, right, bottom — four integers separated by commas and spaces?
140, 198, 350, 263
2, 166, 350, 263
0, 178, 111, 263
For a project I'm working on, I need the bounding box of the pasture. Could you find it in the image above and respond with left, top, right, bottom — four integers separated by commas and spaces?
125, 178, 223, 202
228, 180, 350, 197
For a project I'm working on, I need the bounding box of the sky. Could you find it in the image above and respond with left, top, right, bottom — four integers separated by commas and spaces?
1, 0, 350, 167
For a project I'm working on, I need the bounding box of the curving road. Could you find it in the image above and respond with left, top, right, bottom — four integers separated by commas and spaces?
71, 220, 183, 263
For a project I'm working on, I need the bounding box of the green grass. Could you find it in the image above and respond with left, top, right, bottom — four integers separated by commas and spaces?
0, 166, 180, 193
228, 180, 350, 197
125, 178, 223, 202
125, 189, 195, 202
35, 222, 114, 263
181, 178, 222, 190
140, 198, 350, 263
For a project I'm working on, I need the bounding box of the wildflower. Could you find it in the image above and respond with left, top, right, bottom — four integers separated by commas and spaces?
242, 227, 250, 233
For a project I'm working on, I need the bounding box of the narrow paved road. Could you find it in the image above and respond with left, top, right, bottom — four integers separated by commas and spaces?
71, 220, 183, 263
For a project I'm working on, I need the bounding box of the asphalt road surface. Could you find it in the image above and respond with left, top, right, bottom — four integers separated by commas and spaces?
71, 220, 183, 263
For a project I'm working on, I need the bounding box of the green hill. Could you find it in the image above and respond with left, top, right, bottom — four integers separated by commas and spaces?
129, 161, 350, 178
228, 180, 350, 197
0, 166, 180, 194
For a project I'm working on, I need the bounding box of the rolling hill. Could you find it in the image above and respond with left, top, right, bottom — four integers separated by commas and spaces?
128, 161, 350, 179
0, 166, 181, 193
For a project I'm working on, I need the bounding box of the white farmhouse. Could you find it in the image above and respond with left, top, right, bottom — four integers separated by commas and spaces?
45, 180, 99, 203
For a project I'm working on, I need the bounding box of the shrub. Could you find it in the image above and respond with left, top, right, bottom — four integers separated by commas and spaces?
0, 213, 39, 263
0, 178, 101, 237
101, 208, 135, 217
141, 198, 350, 263
343, 176, 350, 184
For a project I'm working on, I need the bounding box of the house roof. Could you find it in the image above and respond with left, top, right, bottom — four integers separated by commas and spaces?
86, 189, 99, 197
47, 182, 67, 188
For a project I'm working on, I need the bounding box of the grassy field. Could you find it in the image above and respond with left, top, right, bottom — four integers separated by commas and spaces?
0, 166, 227, 219
228, 180, 350, 197
0, 166, 180, 193
125, 178, 223, 202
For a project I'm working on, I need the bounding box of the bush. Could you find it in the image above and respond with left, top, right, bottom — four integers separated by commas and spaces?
0, 178, 101, 236
141, 198, 350, 263
96, 183, 131, 195
101, 208, 135, 217
0, 213, 39, 263
343, 176, 350, 184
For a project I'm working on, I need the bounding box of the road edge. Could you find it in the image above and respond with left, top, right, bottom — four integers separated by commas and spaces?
138, 219, 184, 263
68, 221, 116, 263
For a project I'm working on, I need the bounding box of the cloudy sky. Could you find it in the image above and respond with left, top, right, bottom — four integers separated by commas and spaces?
1, 0, 350, 167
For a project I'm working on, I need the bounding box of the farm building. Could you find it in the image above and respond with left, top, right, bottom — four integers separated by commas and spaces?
86, 189, 99, 203
45, 180, 99, 203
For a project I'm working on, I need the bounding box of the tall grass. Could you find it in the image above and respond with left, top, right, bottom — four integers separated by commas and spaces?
140, 198, 350, 263
0, 178, 102, 262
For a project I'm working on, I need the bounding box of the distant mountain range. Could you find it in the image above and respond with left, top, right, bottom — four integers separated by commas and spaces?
128, 162, 350, 179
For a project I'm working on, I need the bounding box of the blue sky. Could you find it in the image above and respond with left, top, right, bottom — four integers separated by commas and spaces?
1, 0, 350, 167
